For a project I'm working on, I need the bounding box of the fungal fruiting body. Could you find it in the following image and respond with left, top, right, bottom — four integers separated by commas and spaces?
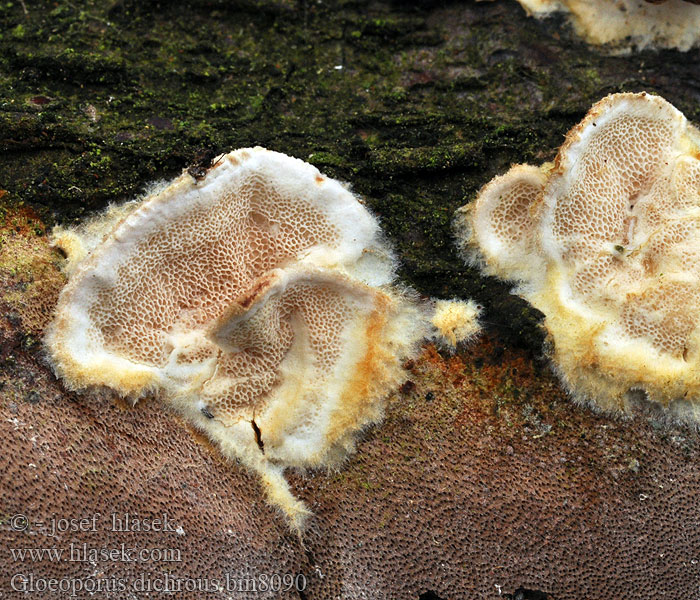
516, 0, 700, 51
456, 92, 700, 422
431, 299, 482, 348
46, 147, 479, 530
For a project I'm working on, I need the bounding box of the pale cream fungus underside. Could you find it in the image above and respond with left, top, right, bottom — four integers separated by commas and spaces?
457, 92, 700, 422
45, 148, 447, 530
516, 0, 700, 51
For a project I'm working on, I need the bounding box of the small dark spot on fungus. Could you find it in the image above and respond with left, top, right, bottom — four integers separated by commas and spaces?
201, 406, 214, 419
629, 191, 641, 209
251, 419, 264, 454
187, 148, 220, 181
425, 391, 435, 401
187, 166, 208, 181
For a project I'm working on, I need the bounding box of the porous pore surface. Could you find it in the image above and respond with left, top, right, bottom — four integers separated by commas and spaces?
47, 147, 393, 400
516, 0, 700, 51
44, 148, 426, 529
457, 92, 700, 419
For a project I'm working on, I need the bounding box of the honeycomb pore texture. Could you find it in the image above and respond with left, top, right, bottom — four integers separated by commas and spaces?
456, 92, 700, 422
44, 148, 429, 530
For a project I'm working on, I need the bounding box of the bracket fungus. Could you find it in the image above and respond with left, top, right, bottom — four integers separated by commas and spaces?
515, 0, 700, 51
46, 147, 479, 530
456, 92, 700, 422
